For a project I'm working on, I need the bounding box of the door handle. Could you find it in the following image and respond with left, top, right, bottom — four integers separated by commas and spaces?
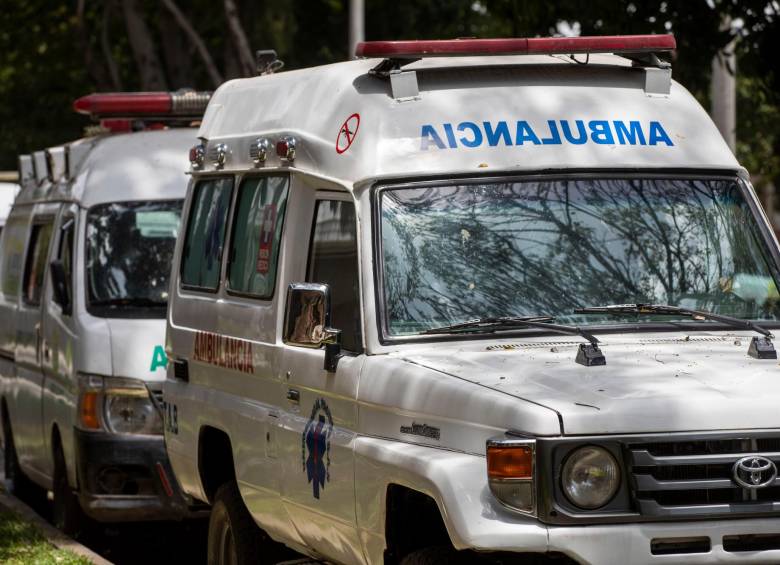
286, 388, 300, 404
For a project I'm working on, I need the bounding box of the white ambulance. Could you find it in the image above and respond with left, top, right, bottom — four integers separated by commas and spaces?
0, 91, 209, 536
164, 35, 780, 564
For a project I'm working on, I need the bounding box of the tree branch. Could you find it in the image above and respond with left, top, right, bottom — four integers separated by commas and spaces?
160, 0, 223, 88
223, 0, 256, 77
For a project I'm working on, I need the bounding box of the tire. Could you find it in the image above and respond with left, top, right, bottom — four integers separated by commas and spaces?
400, 547, 474, 565
52, 440, 88, 538
207, 481, 289, 565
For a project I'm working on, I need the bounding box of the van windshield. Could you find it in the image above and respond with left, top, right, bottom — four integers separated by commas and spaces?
379, 177, 780, 336
86, 200, 182, 318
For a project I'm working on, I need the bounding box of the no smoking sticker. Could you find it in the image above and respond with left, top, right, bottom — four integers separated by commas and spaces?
336, 113, 360, 154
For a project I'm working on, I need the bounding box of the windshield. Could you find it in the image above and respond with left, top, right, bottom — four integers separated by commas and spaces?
86, 200, 182, 318
379, 177, 780, 336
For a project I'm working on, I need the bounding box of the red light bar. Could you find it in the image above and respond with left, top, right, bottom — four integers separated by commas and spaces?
356, 35, 676, 59
73, 91, 211, 119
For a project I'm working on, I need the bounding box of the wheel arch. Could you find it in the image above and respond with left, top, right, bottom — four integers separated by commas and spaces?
197, 425, 236, 504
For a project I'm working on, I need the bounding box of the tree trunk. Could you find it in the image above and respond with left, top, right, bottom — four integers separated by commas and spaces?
101, 0, 123, 90
122, 0, 168, 90
223, 0, 256, 76
75, 0, 112, 90
160, 0, 223, 88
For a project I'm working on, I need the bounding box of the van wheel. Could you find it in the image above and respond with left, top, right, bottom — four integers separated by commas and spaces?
52, 441, 87, 538
207, 481, 265, 565
400, 547, 473, 565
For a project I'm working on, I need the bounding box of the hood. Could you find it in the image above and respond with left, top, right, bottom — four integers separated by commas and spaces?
106, 318, 168, 383
395, 332, 780, 435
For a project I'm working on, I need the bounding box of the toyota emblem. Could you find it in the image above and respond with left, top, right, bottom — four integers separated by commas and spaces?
733, 456, 778, 489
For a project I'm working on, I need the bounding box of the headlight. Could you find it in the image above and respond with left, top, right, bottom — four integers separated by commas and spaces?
561, 446, 620, 509
486, 437, 536, 514
77, 375, 163, 435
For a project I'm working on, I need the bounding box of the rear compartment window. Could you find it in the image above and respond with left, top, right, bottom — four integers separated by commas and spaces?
181, 177, 233, 291
1, 215, 27, 298
22, 221, 54, 306
227, 175, 289, 298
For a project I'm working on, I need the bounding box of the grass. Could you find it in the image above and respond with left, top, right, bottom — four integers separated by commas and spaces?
0, 507, 92, 565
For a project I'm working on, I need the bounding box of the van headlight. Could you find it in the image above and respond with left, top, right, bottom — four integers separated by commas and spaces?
78, 375, 163, 435
561, 446, 620, 509
486, 437, 536, 514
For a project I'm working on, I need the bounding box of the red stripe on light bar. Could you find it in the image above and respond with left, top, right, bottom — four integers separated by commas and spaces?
73, 92, 172, 117
356, 35, 676, 59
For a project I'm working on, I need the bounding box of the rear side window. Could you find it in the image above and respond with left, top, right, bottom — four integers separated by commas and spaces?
22, 221, 54, 306
227, 175, 289, 297
1, 215, 27, 298
181, 178, 233, 291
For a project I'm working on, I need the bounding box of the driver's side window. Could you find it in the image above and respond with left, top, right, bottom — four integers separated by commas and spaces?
306, 199, 362, 353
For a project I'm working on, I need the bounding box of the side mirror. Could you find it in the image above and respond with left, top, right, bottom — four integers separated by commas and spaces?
283, 283, 342, 372
50, 259, 71, 315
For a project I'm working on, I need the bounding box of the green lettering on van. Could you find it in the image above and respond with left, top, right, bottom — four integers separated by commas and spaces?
150, 346, 168, 372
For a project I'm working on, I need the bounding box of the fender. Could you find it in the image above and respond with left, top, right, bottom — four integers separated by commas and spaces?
354, 436, 549, 564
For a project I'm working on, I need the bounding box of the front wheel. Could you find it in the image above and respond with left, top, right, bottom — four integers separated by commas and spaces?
207, 481, 289, 565
52, 441, 89, 538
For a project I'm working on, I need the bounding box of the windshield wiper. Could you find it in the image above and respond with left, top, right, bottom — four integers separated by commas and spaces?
90, 297, 167, 308
575, 303, 776, 359
420, 316, 606, 366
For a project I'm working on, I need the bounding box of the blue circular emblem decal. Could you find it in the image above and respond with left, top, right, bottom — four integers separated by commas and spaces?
301, 398, 334, 499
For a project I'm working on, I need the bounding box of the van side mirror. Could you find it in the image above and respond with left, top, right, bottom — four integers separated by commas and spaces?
50, 259, 71, 315
283, 283, 342, 372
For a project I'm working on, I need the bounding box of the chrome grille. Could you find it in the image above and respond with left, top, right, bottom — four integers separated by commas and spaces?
628, 437, 780, 518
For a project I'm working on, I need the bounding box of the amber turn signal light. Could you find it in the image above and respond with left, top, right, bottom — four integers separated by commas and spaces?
487, 444, 533, 479
79, 391, 101, 430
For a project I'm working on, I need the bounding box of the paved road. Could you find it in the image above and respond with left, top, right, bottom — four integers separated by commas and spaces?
1, 449, 208, 564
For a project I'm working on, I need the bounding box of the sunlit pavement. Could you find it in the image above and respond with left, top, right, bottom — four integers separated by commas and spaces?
0, 448, 208, 565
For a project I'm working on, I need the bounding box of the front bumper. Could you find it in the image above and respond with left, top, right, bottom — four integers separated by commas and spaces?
74, 428, 207, 522
544, 518, 780, 564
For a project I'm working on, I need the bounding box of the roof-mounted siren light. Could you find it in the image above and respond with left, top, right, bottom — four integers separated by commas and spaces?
355, 34, 676, 59
356, 35, 676, 97
73, 90, 212, 121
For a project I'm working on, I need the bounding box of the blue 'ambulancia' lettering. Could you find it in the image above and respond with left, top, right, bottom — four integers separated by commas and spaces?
419, 119, 675, 150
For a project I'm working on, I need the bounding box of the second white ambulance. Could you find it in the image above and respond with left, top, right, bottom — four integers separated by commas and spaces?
0, 91, 209, 535
165, 36, 780, 564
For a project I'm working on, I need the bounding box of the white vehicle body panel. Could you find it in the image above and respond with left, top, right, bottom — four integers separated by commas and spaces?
164, 52, 780, 565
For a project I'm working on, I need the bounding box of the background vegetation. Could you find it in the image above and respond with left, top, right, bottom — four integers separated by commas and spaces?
0, 1, 777, 190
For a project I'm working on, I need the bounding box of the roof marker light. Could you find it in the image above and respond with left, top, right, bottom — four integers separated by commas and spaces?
276, 137, 296, 161
250, 138, 272, 166
73, 90, 211, 119
189, 143, 205, 170
356, 35, 676, 59
213, 144, 228, 169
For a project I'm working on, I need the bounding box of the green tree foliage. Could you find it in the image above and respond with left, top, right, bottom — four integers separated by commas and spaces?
0, 0, 776, 191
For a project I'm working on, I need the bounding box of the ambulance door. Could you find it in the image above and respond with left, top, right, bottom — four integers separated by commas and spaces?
41, 205, 78, 482
279, 191, 365, 565
13, 203, 58, 479
215, 173, 291, 539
